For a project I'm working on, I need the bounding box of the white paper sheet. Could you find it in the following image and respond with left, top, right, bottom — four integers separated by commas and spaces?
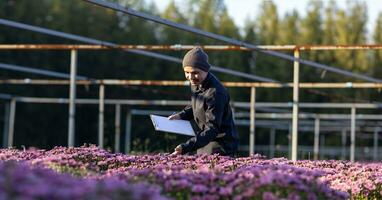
150, 115, 195, 136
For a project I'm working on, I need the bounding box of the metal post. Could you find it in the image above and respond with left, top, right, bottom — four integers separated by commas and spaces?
288, 124, 292, 159
350, 106, 356, 162
269, 128, 275, 158
373, 127, 379, 160
2, 102, 10, 148
98, 84, 105, 148
291, 48, 300, 161
341, 128, 347, 160
249, 87, 256, 155
125, 109, 132, 153
320, 134, 325, 158
114, 104, 121, 153
231, 101, 236, 123
7, 98, 16, 148
313, 117, 320, 160
68, 49, 77, 147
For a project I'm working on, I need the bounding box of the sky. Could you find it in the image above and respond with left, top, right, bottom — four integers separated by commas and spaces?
150, 0, 382, 42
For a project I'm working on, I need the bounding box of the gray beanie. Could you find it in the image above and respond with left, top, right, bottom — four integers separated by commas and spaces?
182, 47, 211, 72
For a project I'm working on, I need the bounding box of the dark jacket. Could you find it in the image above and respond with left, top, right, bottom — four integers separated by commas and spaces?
178, 73, 238, 156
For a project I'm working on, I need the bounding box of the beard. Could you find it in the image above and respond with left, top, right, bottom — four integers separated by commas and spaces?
189, 79, 200, 85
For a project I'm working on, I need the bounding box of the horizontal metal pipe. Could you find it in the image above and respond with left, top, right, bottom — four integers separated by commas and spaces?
1, 79, 382, 88
5, 95, 382, 109
234, 116, 382, 126
241, 119, 382, 127
243, 113, 382, 120
240, 145, 380, 156
13, 97, 190, 106
0, 62, 89, 80
235, 120, 381, 133
131, 109, 174, 116
2, 44, 382, 50
0, 94, 12, 100
4, 91, 379, 111
130, 109, 382, 126
234, 102, 382, 109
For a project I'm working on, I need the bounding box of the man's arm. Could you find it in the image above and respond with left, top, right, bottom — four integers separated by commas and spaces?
177, 105, 194, 120
168, 104, 193, 120
180, 93, 225, 154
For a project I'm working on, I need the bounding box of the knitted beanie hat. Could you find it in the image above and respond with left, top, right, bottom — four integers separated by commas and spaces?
182, 47, 211, 72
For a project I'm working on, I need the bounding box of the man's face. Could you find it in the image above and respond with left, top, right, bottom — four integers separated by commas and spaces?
183, 66, 208, 85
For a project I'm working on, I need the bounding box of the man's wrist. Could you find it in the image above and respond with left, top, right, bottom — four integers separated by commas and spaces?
179, 143, 188, 154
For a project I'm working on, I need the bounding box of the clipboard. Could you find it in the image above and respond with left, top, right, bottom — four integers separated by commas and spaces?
150, 115, 195, 136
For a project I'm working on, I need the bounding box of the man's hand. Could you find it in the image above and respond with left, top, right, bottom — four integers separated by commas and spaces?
168, 113, 181, 120
171, 145, 182, 155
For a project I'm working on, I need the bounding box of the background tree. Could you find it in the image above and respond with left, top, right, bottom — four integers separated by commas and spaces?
370, 13, 382, 104
277, 10, 300, 45
373, 13, 382, 78
300, 1, 323, 46
321, 1, 338, 71
334, 2, 368, 73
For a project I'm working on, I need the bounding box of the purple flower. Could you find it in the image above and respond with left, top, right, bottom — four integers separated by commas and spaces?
191, 184, 208, 193
287, 192, 301, 200
218, 186, 232, 196
3, 145, 380, 199
262, 192, 278, 200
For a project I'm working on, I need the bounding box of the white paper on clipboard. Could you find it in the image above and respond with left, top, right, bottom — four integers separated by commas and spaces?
150, 115, 195, 136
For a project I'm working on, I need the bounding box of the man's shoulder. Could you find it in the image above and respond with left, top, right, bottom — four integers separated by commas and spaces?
209, 73, 227, 92
206, 83, 228, 100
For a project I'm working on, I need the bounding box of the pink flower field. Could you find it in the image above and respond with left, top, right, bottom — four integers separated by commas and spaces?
0, 145, 381, 200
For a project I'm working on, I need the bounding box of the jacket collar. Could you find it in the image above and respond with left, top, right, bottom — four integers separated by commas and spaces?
191, 72, 211, 92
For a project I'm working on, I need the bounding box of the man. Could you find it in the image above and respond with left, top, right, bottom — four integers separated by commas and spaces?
168, 47, 238, 157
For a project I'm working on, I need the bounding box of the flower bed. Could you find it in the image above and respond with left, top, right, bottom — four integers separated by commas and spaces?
0, 145, 381, 199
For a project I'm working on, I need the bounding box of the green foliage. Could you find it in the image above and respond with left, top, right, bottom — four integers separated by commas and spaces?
257, 1, 279, 44
278, 10, 300, 45
373, 13, 382, 77
334, 2, 368, 72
